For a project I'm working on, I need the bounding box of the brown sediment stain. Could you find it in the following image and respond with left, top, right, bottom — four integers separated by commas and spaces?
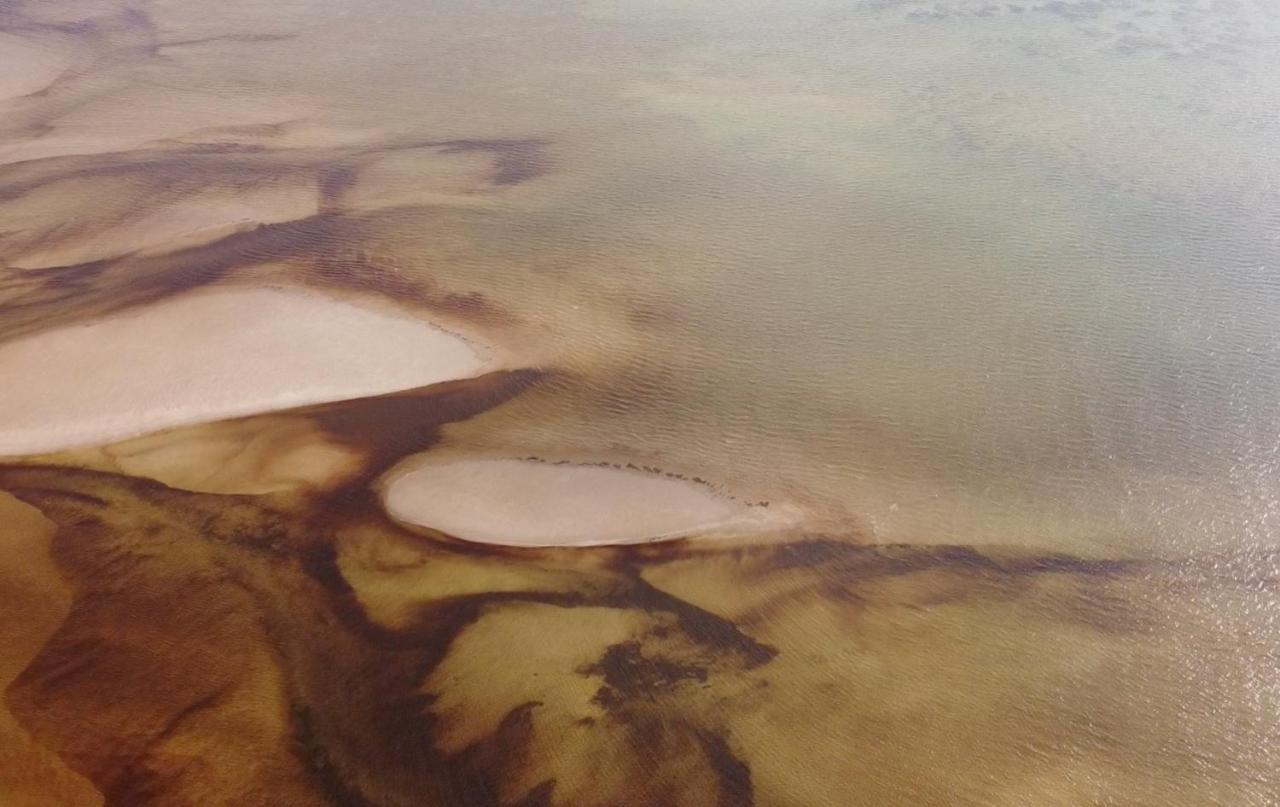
318, 164, 359, 214
0, 491, 101, 806
0, 469, 323, 805
31, 368, 546, 498
434, 139, 551, 187
156, 32, 299, 53
0, 211, 515, 342
309, 368, 548, 483
585, 640, 710, 708
698, 732, 755, 807
0, 133, 541, 214
0, 356, 775, 804
431, 290, 510, 321
0, 3, 159, 112
2, 451, 1276, 804
0, 126, 544, 335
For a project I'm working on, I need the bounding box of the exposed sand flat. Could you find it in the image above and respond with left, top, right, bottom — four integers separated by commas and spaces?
9, 183, 319, 270
381, 458, 774, 546
0, 287, 489, 456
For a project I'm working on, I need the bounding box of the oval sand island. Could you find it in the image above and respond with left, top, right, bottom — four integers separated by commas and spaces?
382, 457, 776, 546
0, 286, 490, 456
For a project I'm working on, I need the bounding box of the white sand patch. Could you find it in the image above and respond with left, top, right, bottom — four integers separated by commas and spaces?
0, 286, 490, 456
381, 458, 776, 547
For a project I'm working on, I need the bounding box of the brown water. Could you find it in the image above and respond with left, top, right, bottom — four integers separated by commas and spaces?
1, 0, 1278, 804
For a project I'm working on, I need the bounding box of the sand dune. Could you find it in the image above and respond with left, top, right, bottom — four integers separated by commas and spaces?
0, 286, 490, 456
382, 457, 776, 546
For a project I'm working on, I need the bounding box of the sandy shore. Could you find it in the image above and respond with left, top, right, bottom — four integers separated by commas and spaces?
381, 457, 779, 546
0, 286, 490, 456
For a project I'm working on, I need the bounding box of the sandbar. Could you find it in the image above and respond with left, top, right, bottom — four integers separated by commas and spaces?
381, 457, 771, 546
0, 33, 69, 101
0, 286, 489, 456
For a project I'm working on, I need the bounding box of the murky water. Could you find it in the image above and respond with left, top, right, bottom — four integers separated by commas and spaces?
414, 0, 1280, 556
1, 0, 1278, 804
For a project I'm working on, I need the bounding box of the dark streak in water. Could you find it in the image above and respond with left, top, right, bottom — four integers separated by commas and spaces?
158, 32, 298, 51
292, 702, 370, 807
0, 452, 1262, 804
435, 139, 551, 187
312, 368, 547, 484
586, 641, 709, 709
698, 732, 754, 807
318, 164, 358, 214
622, 577, 777, 668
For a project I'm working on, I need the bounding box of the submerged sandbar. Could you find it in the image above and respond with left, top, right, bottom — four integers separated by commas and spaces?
0, 286, 489, 456
381, 457, 773, 547
8, 182, 319, 270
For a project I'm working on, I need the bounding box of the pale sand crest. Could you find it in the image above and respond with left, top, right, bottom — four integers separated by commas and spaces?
0, 287, 489, 457
381, 458, 780, 547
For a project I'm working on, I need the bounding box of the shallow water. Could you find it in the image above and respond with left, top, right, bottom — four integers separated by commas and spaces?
1, 0, 1278, 804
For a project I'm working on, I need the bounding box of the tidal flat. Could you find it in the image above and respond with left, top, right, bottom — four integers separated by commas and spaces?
1, 0, 1279, 805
